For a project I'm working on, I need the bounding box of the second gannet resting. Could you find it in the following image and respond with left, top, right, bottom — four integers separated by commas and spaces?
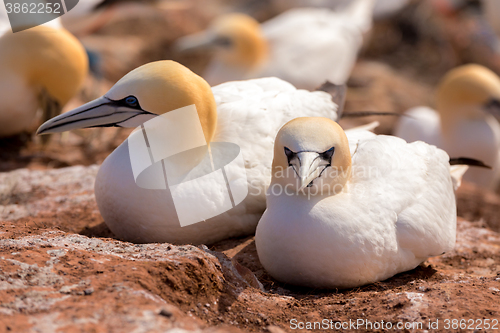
255, 117, 473, 289
176, 0, 374, 89
37, 60, 341, 244
394, 64, 500, 190
0, 26, 88, 137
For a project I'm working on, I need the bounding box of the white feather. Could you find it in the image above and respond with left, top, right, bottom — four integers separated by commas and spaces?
394, 106, 500, 190
95, 77, 339, 244
256, 132, 457, 288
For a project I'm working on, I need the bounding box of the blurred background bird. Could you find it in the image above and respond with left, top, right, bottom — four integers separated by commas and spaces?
256, 116, 476, 288
0, 12, 88, 138
175, 0, 374, 89
36, 60, 342, 244
395, 64, 500, 190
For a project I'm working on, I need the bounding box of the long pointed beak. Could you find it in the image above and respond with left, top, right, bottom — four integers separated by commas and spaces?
37, 96, 157, 135
174, 31, 219, 53
296, 152, 322, 191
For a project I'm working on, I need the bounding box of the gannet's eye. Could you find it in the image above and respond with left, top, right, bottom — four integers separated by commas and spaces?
485, 98, 500, 109
320, 147, 335, 164
214, 36, 233, 48
284, 147, 296, 166
125, 96, 138, 107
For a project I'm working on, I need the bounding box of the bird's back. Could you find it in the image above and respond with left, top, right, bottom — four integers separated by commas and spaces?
96, 77, 338, 244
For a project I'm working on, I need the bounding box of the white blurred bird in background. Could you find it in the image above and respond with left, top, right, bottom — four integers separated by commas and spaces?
176, 0, 374, 89
395, 64, 500, 190
270, 0, 410, 20
0, 4, 88, 138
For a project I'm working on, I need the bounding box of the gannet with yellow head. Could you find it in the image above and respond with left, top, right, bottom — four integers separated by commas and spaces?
37, 61, 339, 244
176, 0, 374, 89
255, 117, 466, 288
394, 64, 500, 190
0, 26, 88, 137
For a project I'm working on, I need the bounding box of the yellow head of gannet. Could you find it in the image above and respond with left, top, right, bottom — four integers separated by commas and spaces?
176, 13, 268, 70
436, 64, 500, 123
271, 117, 352, 193
0, 26, 88, 137
38, 61, 218, 142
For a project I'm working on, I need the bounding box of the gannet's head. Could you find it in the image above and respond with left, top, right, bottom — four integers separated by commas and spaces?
271, 117, 351, 195
0, 25, 88, 108
436, 64, 500, 120
176, 13, 267, 69
37, 61, 218, 142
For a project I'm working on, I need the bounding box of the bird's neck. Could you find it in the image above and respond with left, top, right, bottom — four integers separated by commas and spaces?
440, 104, 489, 136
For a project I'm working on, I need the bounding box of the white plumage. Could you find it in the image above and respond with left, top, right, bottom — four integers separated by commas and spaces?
0, 2, 62, 36
256, 117, 460, 289
178, 0, 374, 89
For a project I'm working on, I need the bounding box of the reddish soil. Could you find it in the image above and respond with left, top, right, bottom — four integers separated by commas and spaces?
0, 162, 499, 332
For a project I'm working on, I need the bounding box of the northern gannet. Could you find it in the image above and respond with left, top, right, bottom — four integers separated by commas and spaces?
394, 64, 500, 190
255, 117, 470, 289
0, 25, 88, 137
37, 61, 339, 244
176, 0, 374, 89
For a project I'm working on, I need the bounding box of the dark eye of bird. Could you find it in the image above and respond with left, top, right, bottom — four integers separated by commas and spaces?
320, 147, 335, 165
485, 98, 500, 109
125, 96, 138, 107
284, 147, 296, 166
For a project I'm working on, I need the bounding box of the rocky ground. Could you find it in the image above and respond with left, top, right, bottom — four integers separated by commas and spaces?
2, 0, 500, 332
0, 166, 499, 333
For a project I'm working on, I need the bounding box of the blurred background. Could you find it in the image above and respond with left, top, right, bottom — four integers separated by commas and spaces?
1, 2, 500, 329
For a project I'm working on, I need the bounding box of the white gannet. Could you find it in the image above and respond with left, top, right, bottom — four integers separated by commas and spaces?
37, 60, 340, 244
0, 24, 88, 137
394, 64, 500, 190
175, 0, 374, 89
255, 117, 471, 289
271, 0, 409, 20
